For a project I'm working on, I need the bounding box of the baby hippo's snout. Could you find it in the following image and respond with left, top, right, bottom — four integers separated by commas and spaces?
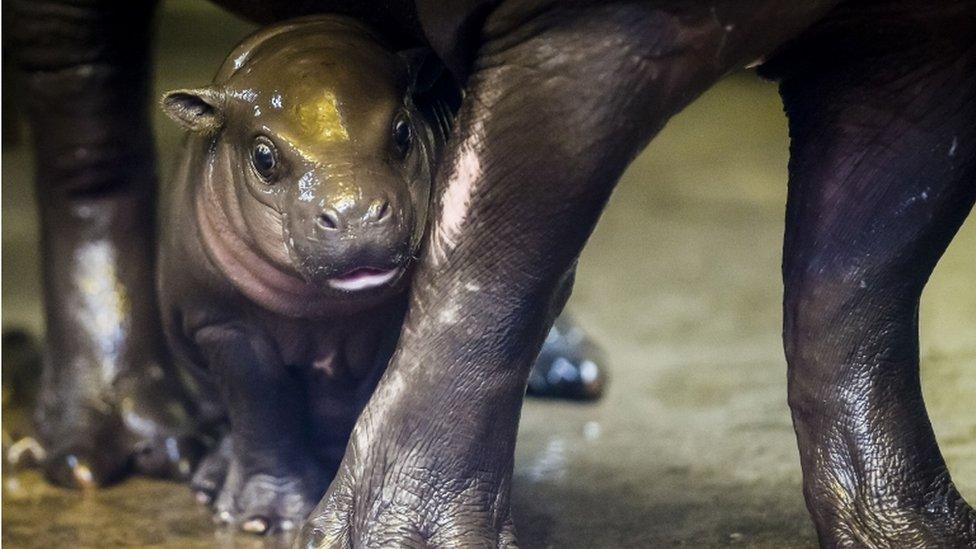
285, 173, 416, 293
316, 196, 391, 232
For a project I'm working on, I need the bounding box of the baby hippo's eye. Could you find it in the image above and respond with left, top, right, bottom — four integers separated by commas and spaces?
392, 113, 413, 158
251, 137, 278, 181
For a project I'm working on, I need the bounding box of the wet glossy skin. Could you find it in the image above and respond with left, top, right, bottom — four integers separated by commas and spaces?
9, 0, 976, 547
212, 26, 431, 291
163, 19, 434, 315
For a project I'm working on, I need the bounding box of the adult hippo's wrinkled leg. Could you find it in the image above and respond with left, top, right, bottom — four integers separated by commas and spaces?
9, 0, 200, 486
299, 3, 834, 546
767, 4, 976, 546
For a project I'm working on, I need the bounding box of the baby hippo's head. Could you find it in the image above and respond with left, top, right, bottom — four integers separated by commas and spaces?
162, 17, 447, 299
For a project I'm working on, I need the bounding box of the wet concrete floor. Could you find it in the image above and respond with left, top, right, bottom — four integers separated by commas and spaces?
2, 2, 974, 547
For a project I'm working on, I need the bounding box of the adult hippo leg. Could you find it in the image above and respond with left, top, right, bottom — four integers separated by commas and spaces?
769, 4, 976, 545
300, 2, 835, 546
9, 0, 199, 486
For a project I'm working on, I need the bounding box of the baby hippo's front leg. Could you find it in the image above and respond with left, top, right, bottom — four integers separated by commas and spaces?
194, 324, 328, 534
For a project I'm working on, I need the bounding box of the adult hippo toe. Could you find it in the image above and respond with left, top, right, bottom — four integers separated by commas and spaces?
10, 0, 976, 547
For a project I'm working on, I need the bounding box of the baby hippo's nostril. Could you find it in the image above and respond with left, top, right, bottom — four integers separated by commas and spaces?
317, 209, 341, 231
366, 198, 392, 225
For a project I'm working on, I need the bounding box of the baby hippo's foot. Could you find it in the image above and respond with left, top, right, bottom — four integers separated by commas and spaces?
527, 315, 607, 400
204, 443, 329, 535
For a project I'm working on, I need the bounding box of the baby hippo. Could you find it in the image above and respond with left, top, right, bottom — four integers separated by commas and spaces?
158, 16, 604, 532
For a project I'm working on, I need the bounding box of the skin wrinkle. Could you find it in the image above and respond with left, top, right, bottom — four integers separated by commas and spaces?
196, 160, 344, 318
431, 117, 485, 264
330, 292, 528, 536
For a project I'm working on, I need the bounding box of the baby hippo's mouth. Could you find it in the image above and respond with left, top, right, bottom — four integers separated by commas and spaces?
327, 267, 401, 292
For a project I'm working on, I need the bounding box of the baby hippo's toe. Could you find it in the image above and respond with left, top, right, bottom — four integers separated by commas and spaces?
190, 435, 232, 505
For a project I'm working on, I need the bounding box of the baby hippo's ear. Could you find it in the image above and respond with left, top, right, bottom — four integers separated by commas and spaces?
160, 87, 225, 134
400, 48, 462, 129
400, 49, 445, 96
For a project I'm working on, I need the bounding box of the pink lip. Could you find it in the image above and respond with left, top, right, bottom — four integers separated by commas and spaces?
328, 267, 400, 291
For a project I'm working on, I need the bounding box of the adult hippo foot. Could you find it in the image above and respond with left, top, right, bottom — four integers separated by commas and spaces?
298, 461, 519, 548
205, 445, 329, 535
296, 408, 520, 549
808, 485, 976, 548
35, 364, 204, 488
528, 315, 607, 401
